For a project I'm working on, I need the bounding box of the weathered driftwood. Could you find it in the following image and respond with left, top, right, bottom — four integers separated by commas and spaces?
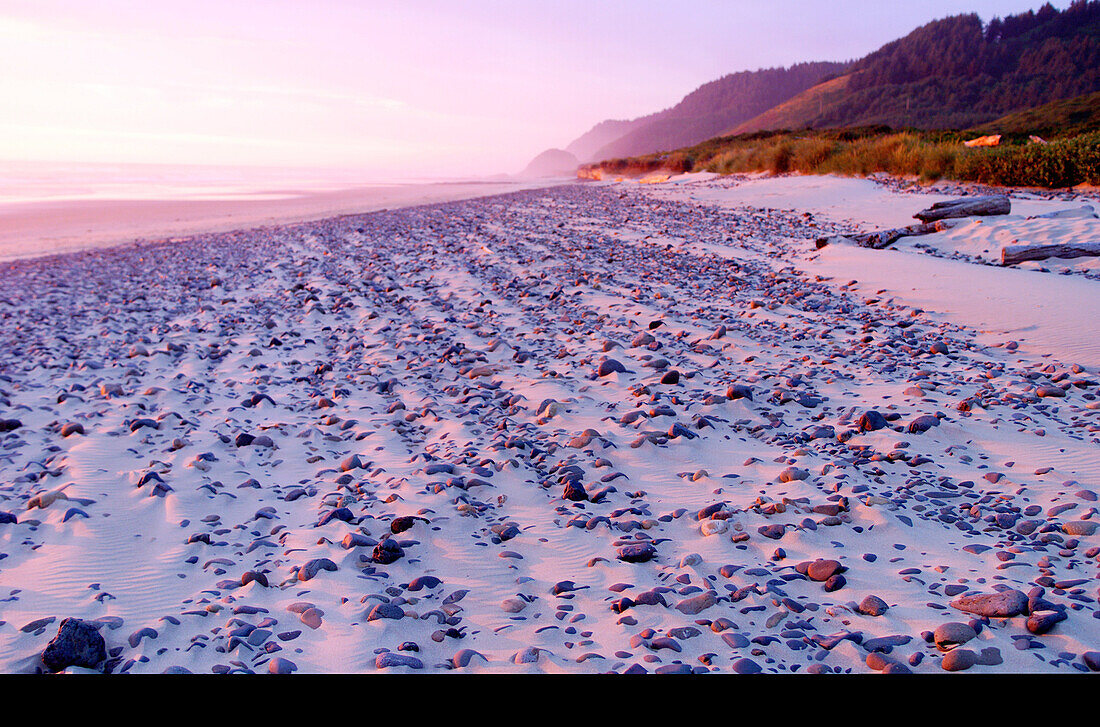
848, 228, 905, 249
914, 195, 1011, 223
1001, 241, 1100, 265
846, 219, 963, 249
1027, 204, 1097, 220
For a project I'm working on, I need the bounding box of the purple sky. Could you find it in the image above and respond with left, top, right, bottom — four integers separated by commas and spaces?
0, 0, 1073, 177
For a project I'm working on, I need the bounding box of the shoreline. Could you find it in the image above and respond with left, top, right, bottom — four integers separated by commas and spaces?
0, 178, 566, 264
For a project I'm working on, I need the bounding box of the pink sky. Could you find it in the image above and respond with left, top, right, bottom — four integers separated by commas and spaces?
0, 0, 1070, 177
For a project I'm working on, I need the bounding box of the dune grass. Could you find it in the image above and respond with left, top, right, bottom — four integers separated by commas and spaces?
580, 127, 1100, 189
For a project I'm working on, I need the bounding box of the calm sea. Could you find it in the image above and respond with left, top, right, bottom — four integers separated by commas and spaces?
0, 160, 426, 204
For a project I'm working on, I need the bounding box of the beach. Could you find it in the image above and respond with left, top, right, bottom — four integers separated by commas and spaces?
1, 173, 1098, 674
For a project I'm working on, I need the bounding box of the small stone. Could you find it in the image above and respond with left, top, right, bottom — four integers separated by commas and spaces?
779, 466, 808, 483
950, 589, 1027, 617
376, 651, 424, 669
674, 591, 717, 615
367, 603, 405, 621
597, 358, 628, 377
617, 542, 656, 563
1026, 609, 1067, 635
857, 411, 888, 432
857, 595, 889, 616
1063, 521, 1098, 536
452, 649, 488, 668
267, 657, 297, 674
933, 622, 977, 651
297, 558, 337, 581
941, 648, 977, 671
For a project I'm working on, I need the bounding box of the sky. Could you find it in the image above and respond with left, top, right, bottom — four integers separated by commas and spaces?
0, 0, 1075, 178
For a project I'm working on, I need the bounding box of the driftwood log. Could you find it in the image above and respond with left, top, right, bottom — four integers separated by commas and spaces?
1001, 241, 1100, 265
915, 195, 1011, 223
844, 219, 964, 249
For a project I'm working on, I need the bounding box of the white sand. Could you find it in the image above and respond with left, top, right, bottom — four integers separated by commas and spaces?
649, 172, 1094, 228
646, 173, 1100, 367
809, 244, 1100, 369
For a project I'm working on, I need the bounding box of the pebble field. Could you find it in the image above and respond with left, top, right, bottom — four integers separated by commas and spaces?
1, 180, 1098, 674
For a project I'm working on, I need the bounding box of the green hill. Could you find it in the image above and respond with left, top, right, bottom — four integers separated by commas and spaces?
565, 62, 848, 162
969, 90, 1100, 138
734, 2, 1100, 134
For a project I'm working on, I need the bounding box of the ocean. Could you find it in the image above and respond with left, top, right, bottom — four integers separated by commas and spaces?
0, 161, 526, 262
0, 160, 414, 204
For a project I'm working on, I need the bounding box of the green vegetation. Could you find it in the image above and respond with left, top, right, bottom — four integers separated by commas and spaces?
969, 90, 1100, 139
581, 126, 1100, 189
734, 1, 1100, 134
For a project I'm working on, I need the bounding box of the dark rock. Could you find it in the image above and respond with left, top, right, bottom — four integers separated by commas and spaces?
268, 657, 297, 674
1026, 609, 1067, 635
372, 538, 404, 564
297, 558, 338, 581
857, 411, 888, 432
758, 524, 786, 540
726, 384, 753, 401
563, 480, 588, 501
41, 618, 106, 672
933, 622, 976, 651
858, 595, 889, 616
367, 603, 405, 621
906, 415, 940, 434
597, 358, 628, 377
376, 651, 424, 669
731, 657, 762, 674
617, 542, 656, 563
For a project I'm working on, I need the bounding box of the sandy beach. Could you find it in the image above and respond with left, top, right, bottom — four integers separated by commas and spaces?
1, 173, 1098, 674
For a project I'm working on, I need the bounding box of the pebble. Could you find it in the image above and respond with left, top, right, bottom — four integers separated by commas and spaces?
857, 595, 889, 616
950, 590, 1028, 617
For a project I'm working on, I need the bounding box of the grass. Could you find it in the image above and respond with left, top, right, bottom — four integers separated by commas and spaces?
579, 127, 1100, 189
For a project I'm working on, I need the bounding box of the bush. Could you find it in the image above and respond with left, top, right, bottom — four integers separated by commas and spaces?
955, 132, 1100, 187
769, 143, 794, 174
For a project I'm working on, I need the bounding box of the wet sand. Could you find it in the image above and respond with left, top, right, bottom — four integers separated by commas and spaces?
0, 180, 558, 263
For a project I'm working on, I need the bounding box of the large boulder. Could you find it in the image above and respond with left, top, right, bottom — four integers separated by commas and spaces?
41, 618, 106, 672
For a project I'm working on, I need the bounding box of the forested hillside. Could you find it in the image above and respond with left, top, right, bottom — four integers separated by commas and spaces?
565, 62, 847, 162
735, 1, 1100, 133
